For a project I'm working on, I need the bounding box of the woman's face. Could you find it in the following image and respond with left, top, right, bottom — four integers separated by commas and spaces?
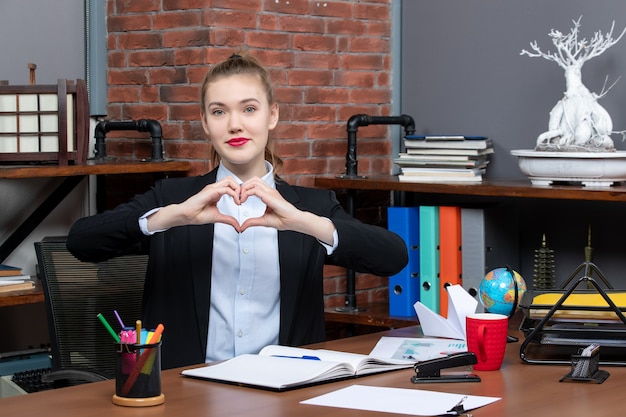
201, 73, 279, 178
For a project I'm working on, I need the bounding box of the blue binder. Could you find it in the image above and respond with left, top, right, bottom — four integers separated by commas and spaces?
387, 207, 420, 317
419, 205, 440, 313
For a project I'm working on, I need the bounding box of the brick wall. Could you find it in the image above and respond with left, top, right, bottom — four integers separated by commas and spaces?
104, 0, 394, 310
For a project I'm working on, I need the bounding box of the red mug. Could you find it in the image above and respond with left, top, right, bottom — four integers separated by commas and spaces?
466, 313, 508, 371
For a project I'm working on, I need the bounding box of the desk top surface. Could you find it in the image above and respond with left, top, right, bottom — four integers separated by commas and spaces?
1, 325, 623, 416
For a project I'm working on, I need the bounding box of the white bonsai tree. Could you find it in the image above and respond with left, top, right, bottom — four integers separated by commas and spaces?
521, 17, 626, 152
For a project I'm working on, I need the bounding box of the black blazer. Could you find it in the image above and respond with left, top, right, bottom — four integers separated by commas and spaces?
67, 168, 408, 369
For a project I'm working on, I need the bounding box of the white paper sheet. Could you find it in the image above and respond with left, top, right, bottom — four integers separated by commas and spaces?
414, 284, 478, 340
301, 384, 500, 416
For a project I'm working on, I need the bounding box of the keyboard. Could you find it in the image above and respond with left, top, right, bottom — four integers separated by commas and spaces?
11, 367, 55, 393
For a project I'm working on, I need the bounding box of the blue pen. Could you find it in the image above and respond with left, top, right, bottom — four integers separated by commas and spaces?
272, 355, 321, 360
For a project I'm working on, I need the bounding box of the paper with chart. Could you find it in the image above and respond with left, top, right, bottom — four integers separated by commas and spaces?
369, 336, 467, 362
413, 284, 478, 340
301, 384, 500, 416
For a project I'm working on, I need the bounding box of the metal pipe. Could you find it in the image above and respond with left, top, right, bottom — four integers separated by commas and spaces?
94, 119, 164, 161
344, 114, 416, 178
339, 114, 416, 312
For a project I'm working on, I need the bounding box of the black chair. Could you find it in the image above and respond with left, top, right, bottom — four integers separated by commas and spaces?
34, 237, 147, 386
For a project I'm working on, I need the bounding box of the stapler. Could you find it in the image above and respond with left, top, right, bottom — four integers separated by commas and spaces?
411, 352, 481, 383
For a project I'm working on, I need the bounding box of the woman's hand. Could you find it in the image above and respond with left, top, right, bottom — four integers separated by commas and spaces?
238, 177, 336, 245
147, 177, 242, 232
147, 176, 336, 244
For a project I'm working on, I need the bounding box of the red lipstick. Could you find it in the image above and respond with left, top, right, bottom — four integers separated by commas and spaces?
227, 137, 250, 147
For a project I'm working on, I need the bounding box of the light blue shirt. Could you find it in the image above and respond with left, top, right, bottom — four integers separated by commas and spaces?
138, 162, 338, 363
206, 163, 280, 362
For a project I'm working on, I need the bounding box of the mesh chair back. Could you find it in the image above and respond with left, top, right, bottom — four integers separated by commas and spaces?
35, 237, 147, 379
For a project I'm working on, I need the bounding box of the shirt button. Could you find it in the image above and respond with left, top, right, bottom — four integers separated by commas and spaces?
240, 288, 247, 295
243, 248, 249, 254
237, 330, 243, 338
243, 211, 249, 217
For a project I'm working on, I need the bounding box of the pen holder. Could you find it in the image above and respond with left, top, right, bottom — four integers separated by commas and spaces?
560, 348, 610, 384
112, 342, 165, 407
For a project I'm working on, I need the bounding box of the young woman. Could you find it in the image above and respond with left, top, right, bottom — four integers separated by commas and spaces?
67, 52, 408, 369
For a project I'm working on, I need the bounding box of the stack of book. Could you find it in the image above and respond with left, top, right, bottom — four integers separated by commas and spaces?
0, 264, 34, 293
395, 135, 493, 183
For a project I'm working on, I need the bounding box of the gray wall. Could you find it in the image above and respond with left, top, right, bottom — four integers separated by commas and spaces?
0, 0, 84, 84
401, 0, 626, 180
400, 1, 626, 288
0, 0, 87, 354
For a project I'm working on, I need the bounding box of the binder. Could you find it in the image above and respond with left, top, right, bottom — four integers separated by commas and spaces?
438, 206, 462, 318
461, 205, 520, 313
387, 207, 420, 317
419, 206, 440, 313
460, 207, 485, 312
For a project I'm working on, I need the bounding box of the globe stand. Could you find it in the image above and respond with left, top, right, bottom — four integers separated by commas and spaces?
505, 280, 519, 343
507, 270, 520, 343
482, 266, 522, 343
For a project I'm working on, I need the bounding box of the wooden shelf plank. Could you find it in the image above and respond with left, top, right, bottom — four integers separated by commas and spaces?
0, 159, 190, 179
325, 302, 418, 329
315, 175, 626, 202
0, 280, 44, 307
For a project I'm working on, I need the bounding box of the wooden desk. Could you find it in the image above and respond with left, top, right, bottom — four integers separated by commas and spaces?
1, 325, 623, 416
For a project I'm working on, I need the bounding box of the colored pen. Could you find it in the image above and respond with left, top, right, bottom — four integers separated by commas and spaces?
272, 355, 321, 361
96, 313, 121, 343
148, 323, 164, 344
141, 323, 165, 374
113, 310, 125, 329
136, 320, 142, 345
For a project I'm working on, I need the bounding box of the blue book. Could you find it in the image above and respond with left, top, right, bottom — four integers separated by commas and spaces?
0, 264, 23, 277
387, 207, 420, 317
419, 206, 440, 313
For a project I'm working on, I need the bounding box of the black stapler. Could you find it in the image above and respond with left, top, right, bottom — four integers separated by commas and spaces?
411, 352, 481, 384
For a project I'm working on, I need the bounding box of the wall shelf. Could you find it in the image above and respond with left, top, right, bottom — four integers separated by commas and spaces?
0, 159, 190, 179
315, 175, 626, 322
314, 176, 626, 203
0, 159, 190, 308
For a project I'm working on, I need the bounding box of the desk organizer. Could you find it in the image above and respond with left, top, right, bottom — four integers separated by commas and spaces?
560, 348, 610, 383
0, 79, 89, 165
518, 257, 626, 366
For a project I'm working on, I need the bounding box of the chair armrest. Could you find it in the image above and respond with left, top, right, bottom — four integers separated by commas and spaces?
41, 369, 109, 384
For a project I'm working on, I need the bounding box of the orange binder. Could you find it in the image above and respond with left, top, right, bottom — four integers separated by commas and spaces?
438, 206, 462, 317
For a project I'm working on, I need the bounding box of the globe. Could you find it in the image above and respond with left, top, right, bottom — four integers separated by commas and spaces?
479, 267, 527, 316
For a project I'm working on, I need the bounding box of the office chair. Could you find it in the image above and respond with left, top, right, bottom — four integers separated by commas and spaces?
34, 237, 148, 386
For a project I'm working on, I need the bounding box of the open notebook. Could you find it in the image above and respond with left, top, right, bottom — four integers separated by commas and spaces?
181, 345, 413, 391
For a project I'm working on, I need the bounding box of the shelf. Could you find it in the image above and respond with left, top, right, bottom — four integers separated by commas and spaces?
0, 280, 44, 308
315, 175, 626, 328
0, 159, 190, 179
314, 175, 626, 203
0, 159, 191, 307
324, 301, 418, 329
